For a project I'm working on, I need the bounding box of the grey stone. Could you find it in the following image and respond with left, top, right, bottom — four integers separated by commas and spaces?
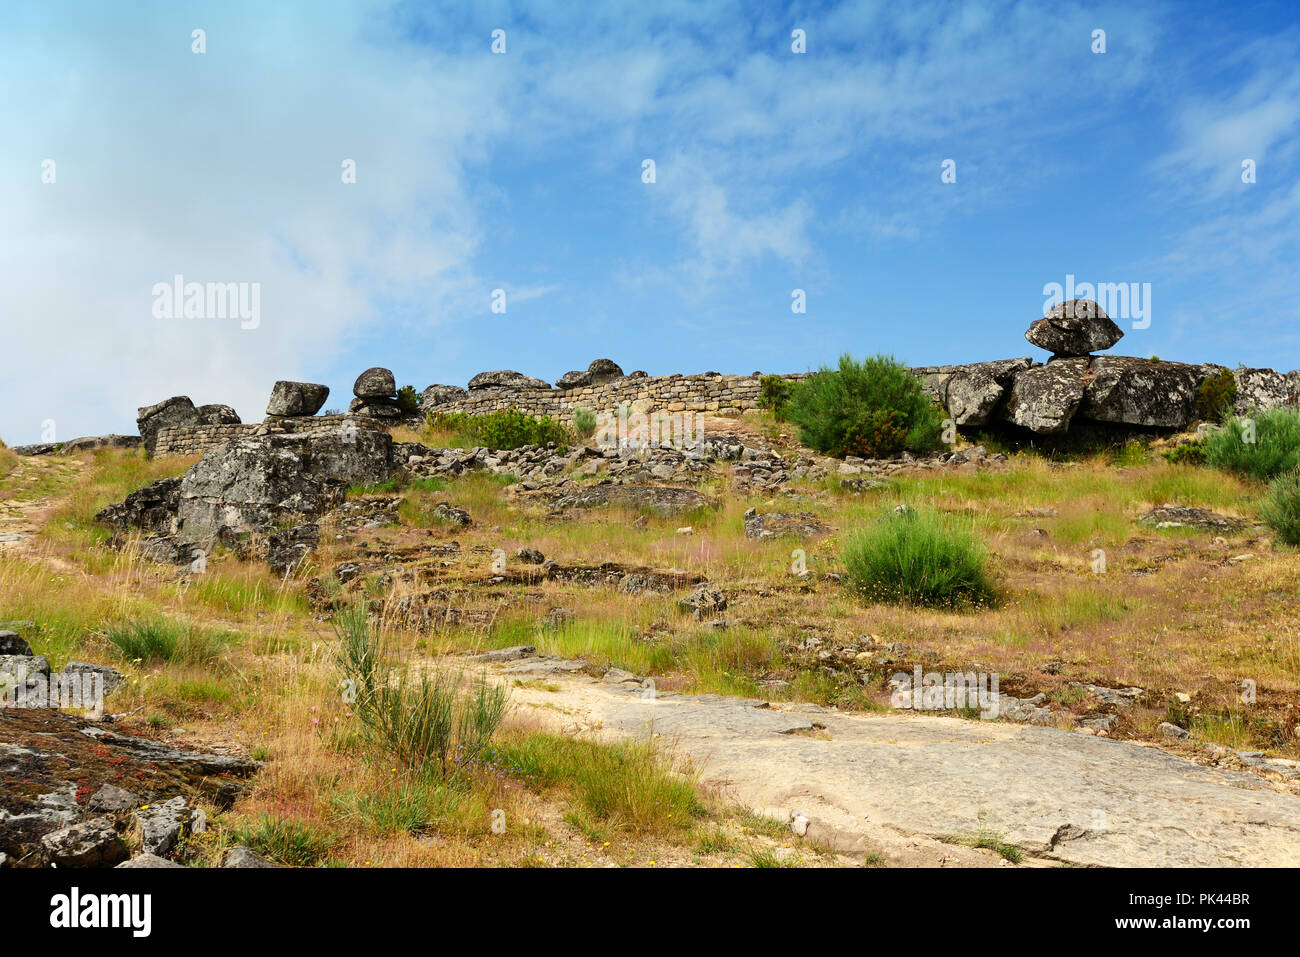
1139, 506, 1245, 532
0, 630, 32, 656
556, 370, 592, 389
1158, 721, 1191, 740
943, 359, 1034, 426
1233, 367, 1297, 414
743, 507, 831, 540
1001, 358, 1090, 434
88, 783, 142, 813
223, 845, 276, 868
0, 654, 49, 678
515, 547, 545, 564
41, 818, 129, 867
419, 384, 469, 410
59, 434, 144, 454
117, 853, 185, 868
467, 370, 551, 390
265, 523, 319, 576
1080, 357, 1203, 429
195, 404, 241, 426
679, 585, 727, 619
353, 367, 396, 399
95, 477, 182, 536
266, 381, 330, 416
132, 796, 189, 856
587, 358, 624, 383
137, 396, 200, 455
1025, 299, 1124, 355
61, 662, 126, 696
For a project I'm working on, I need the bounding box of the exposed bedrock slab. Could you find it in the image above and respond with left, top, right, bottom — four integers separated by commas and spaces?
589, 691, 1300, 867
944, 358, 1034, 426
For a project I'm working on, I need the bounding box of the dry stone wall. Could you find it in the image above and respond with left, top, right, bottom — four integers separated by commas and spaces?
154, 414, 388, 457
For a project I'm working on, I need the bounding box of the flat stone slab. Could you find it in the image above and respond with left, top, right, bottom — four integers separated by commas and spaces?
513, 675, 1300, 867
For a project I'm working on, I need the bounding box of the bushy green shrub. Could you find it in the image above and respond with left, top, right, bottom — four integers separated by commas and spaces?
396, 385, 421, 414
1261, 471, 1300, 545
1197, 369, 1237, 422
758, 375, 792, 419
572, 407, 598, 441
1162, 439, 1207, 466
842, 508, 997, 608
785, 354, 944, 459
1204, 408, 1300, 481
426, 408, 571, 450
333, 606, 509, 774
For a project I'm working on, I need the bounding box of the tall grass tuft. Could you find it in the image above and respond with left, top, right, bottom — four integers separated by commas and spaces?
1204, 408, 1300, 481
333, 605, 508, 775
1261, 471, 1300, 545
105, 617, 230, 665
842, 508, 997, 608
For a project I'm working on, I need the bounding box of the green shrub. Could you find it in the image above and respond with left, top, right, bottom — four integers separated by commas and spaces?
1162, 439, 1207, 466
426, 408, 571, 451
1197, 369, 1237, 422
758, 375, 792, 419
1261, 472, 1300, 545
785, 354, 945, 459
396, 385, 421, 414
842, 507, 997, 608
333, 606, 509, 774
572, 407, 598, 441
1204, 408, 1300, 481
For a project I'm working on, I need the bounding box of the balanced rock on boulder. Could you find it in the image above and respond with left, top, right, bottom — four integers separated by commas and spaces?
266, 381, 330, 417
1025, 299, 1123, 356
350, 367, 403, 419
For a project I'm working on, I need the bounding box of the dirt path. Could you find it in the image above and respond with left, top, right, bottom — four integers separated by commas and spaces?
493, 655, 1300, 867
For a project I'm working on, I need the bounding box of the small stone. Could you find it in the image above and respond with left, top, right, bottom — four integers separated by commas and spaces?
42, 818, 129, 868
223, 845, 276, 868
1158, 721, 1190, 740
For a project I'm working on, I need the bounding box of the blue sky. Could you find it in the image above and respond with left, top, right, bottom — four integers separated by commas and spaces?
2, 0, 1299, 443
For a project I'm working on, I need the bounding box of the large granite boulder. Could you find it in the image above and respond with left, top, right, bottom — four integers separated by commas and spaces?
587, 358, 624, 383
137, 396, 200, 455
1025, 300, 1123, 356
353, 367, 396, 399
420, 384, 468, 411
944, 358, 1034, 426
556, 370, 592, 389
468, 370, 551, 390
196, 404, 241, 426
266, 381, 330, 417
348, 397, 405, 419
95, 477, 182, 536
1001, 358, 1090, 434
1232, 367, 1298, 414
174, 430, 393, 544
1080, 357, 1203, 429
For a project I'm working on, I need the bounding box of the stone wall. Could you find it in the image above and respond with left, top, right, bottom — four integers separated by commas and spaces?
154, 414, 389, 457
432, 372, 807, 423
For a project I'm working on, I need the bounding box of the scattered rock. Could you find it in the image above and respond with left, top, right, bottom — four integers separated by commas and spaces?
223, 845, 276, 868
60, 662, 125, 697
515, 547, 544, 564
132, 796, 190, 856
0, 631, 32, 656
679, 585, 727, 619
432, 503, 472, 528
1138, 507, 1246, 533
117, 853, 185, 868
743, 507, 831, 540
88, 784, 141, 813
41, 818, 129, 868
1158, 722, 1191, 740
266, 523, 320, 576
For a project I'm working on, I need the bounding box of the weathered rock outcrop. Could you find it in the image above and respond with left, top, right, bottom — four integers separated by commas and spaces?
944, 358, 1034, 426
1025, 299, 1123, 356
173, 430, 393, 545
353, 367, 396, 399
266, 380, 330, 417
1001, 358, 1090, 434
95, 477, 182, 536
196, 404, 241, 426
1080, 356, 1203, 428
556, 359, 625, 389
